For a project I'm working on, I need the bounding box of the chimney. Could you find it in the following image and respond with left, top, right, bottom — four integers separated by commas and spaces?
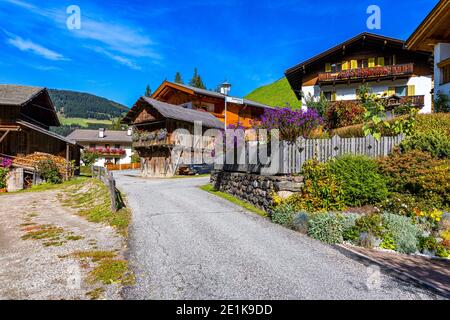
99, 128, 105, 139
127, 127, 132, 136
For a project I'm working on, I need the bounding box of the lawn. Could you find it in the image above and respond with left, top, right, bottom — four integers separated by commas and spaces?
59, 116, 113, 127
200, 184, 269, 218
245, 77, 301, 109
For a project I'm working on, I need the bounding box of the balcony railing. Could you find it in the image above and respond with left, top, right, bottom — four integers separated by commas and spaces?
328, 95, 425, 108
318, 63, 414, 83
86, 148, 126, 156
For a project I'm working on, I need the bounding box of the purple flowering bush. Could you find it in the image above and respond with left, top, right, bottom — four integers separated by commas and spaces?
0, 157, 13, 168
255, 108, 323, 141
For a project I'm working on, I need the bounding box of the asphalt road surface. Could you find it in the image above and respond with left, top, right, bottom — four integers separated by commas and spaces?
115, 171, 438, 300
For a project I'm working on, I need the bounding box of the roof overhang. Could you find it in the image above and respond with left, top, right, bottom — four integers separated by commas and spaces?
17, 120, 81, 147
405, 0, 450, 52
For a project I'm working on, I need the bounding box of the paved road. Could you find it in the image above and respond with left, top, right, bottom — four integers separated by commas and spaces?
115, 171, 438, 300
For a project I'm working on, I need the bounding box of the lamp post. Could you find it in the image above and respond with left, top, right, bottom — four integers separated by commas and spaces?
220, 81, 232, 131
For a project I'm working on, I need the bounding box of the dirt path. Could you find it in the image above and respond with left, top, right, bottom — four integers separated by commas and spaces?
0, 188, 126, 300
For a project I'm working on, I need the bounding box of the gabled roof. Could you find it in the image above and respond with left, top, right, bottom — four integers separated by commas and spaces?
405, 0, 450, 52
123, 97, 225, 129
285, 33, 405, 76
0, 85, 60, 126
0, 85, 45, 106
17, 120, 79, 146
67, 129, 133, 143
152, 81, 273, 110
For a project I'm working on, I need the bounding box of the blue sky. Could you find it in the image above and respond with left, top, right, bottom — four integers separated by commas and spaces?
0, 0, 437, 107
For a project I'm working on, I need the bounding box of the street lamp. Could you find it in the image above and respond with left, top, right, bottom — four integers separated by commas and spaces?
220, 81, 232, 131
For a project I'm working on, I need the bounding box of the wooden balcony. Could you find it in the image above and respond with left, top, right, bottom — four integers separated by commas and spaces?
318, 63, 414, 83
328, 95, 425, 108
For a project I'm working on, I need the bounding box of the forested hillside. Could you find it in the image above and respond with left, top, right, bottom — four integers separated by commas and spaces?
49, 89, 129, 120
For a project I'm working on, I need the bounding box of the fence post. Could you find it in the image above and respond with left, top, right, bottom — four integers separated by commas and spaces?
108, 172, 117, 212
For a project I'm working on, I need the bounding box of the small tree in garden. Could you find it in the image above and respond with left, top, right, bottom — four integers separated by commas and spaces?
325, 100, 366, 130
255, 107, 323, 142
304, 93, 329, 118
81, 150, 100, 167
358, 84, 417, 140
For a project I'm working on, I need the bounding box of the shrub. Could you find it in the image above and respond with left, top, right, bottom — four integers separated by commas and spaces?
329, 155, 388, 207
36, 160, 62, 184
255, 107, 323, 141
0, 167, 9, 189
285, 160, 345, 212
380, 192, 439, 218
333, 113, 450, 138
377, 150, 450, 208
271, 203, 296, 227
435, 94, 450, 113
341, 213, 359, 243
400, 130, 450, 158
292, 211, 310, 234
325, 100, 366, 130
81, 151, 100, 167
382, 213, 422, 254
380, 234, 396, 250
419, 236, 438, 253
353, 213, 384, 238
307, 212, 343, 244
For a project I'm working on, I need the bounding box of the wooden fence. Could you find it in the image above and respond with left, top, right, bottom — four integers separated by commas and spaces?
92, 166, 123, 212
219, 134, 405, 175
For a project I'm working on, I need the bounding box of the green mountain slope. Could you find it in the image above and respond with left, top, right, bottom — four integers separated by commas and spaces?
49, 89, 129, 120
245, 77, 301, 109
48, 89, 129, 136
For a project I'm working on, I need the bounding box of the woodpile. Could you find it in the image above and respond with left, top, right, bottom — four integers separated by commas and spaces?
13, 152, 71, 177
177, 166, 196, 176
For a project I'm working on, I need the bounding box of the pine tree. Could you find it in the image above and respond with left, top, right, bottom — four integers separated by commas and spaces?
145, 84, 152, 97
174, 72, 183, 84
189, 68, 206, 89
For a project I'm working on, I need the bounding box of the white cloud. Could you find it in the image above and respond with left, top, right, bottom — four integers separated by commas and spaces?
92, 47, 141, 70
6, 33, 68, 61
5, 0, 162, 63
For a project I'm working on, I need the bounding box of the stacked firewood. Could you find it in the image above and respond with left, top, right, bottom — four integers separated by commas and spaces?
177, 166, 196, 176
13, 152, 71, 177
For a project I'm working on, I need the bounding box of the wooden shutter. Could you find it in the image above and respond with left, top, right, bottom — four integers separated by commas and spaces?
325, 63, 332, 72
392, 55, 397, 65
407, 85, 416, 96
331, 92, 337, 102
377, 57, 385, 66
368, 58, 376, 68
351, 60, 358, 69
388, 87, 395, 96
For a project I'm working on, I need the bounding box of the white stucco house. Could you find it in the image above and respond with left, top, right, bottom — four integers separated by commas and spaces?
285, 33, 434, 114
67, 128, 133, 167
406, 0, 450, 110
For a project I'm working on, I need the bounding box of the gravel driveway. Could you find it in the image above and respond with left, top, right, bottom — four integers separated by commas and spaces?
116, 171, 439, 300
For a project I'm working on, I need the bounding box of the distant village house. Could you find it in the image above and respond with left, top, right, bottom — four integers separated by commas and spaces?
67, 128, 133, 167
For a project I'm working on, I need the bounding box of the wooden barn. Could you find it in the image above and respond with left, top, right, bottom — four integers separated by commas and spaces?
151, 81, 273, 128
0, 85, 81, 168
122, 97, 224, 177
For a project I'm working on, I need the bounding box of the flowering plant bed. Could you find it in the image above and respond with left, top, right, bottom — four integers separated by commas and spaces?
86, 148, 126, 156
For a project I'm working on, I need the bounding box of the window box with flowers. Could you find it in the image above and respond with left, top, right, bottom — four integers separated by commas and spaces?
86, 148, 127, 157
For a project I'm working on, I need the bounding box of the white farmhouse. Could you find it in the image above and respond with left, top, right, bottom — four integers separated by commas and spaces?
285, 33, 433, 114
67, 128, 133, 167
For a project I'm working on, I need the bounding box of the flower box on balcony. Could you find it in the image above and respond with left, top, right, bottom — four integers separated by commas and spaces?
86, 148, 126, 156
318, 63, 414, 83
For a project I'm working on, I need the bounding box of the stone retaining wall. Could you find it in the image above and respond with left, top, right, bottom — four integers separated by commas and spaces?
210, 171, 304, 213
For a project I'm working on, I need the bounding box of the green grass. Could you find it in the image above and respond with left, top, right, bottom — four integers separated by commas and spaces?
58, 116, 113, 127
245, 77, 301, 109
200, 184, 269, 218
0, 177, 90, 195
62, 179, 131, 236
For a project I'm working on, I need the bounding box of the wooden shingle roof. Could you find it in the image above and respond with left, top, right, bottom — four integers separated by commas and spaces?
123, 97, 224, 129
0, 85, 45, 106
